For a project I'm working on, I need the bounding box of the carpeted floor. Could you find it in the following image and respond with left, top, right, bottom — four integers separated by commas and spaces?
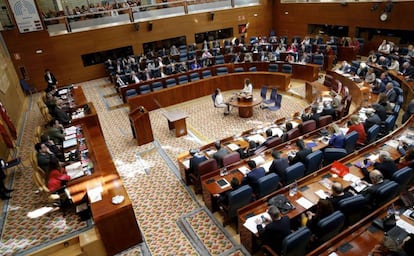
0, 78, 309, 255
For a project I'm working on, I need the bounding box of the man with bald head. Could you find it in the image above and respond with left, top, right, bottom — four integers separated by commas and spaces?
328, 182, 353, 208
361, 170, 389, 207
399, 62, 414, 80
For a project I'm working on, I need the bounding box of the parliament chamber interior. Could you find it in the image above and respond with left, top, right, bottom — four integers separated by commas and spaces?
1, 0, 414, 255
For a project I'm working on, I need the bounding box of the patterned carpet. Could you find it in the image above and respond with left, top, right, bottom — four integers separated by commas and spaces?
0, 78, 308, 255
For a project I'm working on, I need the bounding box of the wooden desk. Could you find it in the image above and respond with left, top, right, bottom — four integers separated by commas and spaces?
338, 46, 358, 62
162, 110, 188, 137
237, 118, 411, 254
228, 96, 262, 118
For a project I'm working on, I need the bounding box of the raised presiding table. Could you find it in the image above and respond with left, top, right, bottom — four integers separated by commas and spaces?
228, 92, 262, 118
162, 110, 188, 137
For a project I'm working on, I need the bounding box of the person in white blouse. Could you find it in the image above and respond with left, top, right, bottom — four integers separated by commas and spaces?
378, 40, 391, 54
214, 88, 230, 115
242, 78, 253, 94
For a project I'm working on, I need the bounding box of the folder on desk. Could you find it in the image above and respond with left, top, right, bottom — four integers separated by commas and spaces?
216, 178, 230, 189
63, 138, 77, 149
226, 143, 240, 151
251, 155, 265, 166
64, 126, 77, 136
65, 161, 84, 180
238, 166, 250, 176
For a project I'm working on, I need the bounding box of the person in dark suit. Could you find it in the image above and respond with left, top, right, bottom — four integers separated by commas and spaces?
213, 141, 229, 168
371, 151, 398, 180
256, 205, 291, 254
44, 69, 58, 91
216, 177, 240, 206
328, 182, 353, 209
289, 139, 312, 165
281, 122, 293, 142
371, 103, 387, 121
364, 109, 381, 131
243, 160, 265, 193
269, 150, 289, 184
188, 149, 207, 175
402, 99, 414, 124
310, 106, 321, 122
361, 170, 390, 207
53, 99, 71, 125
400, 61, 414, 79
320, 101, 337, 120
35, 142, 56, 172
384, 83, 397, 104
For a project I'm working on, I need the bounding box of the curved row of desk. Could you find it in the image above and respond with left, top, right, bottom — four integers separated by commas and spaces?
124, 61, 320, 107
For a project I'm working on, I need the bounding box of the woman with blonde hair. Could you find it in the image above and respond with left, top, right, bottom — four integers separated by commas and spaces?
347, 115, 366, 145
328, 123, 345, 148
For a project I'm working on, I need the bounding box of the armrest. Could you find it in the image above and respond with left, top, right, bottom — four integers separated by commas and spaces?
262, 245, 280, 256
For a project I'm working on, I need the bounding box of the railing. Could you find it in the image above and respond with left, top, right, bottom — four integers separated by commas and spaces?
42, 0, 260, 36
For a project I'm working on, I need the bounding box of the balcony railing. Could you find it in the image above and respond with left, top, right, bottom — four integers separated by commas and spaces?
42, 0, 260, 36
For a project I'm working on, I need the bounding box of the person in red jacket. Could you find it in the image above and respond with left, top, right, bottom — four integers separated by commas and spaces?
47, 158, 70, 192
347, 115, 367, 145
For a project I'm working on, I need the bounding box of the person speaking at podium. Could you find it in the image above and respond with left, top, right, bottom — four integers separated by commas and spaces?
241, 78, 253, 95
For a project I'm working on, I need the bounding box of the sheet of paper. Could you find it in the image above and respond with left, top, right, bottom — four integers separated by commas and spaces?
368, 154, 379, 162
315, 189, 329, 199
261, 161, 273, 173
248, 134, 266, 144
227, 143, 240, 151
296, 197, 314, 209
238, 166, 250, 176
182, 159, 190, 169
251, 155, 265, 166
271, 127, 284, 137
397, 219, 414, 234
343, 173, 360, 183
385, 140, 399, 149
243, 212, 271, 234
63, 138, 77, 149
64, 133, 76, 141
64, 126, 77, 135
87, 186, 103, 203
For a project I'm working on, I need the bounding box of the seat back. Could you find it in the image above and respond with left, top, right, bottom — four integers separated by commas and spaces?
178, 75, 188, 84
265, 137, 283, 149
392, 167, 413, 192
282, 227, 311, 256
284, 162, 305, 185
264, 88, 278, 104
227, 185, 253, 218
323, 148, 347, 165
33, 166, 50, 193
317, 115, 333, 128
260, 86, 268, 100
268, 63, 278, 72
304, 150, 323, 175
189, 72, 200, 81
312, 54, 324, 66
234, 67, 244, 72
374, 181, 399, 207
299, 120, 317, 134
166, 78, 177, 87
381, 115, 396, 135
282, 64, 292, 74
197, 158, 218, 177
256, 173, 280, 199
248, 66, 257, 72
286, 127, 300, 141
222, 152, 241, 167
366, 124, 380, 144
337, 194, 369, 225
139, 85, 150, 94
152, 81, 163, 91
215, 55, 225, 64
392, 104, 400, 117
344, 131, 358, 154
126, 89, 138, 98
202, 70, 212, 78
344, 95, 352, 116
216, 67, 229, 76
316, 211, 345, 243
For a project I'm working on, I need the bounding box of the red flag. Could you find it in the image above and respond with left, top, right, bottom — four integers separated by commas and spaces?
0, 102, 17, 139
0, 120, 13, 148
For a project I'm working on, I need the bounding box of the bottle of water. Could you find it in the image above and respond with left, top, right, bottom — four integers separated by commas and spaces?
289, 180, 298, 197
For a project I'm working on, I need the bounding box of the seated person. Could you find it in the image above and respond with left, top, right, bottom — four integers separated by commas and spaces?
388, 57, 400, 72
347, 115, 367, 145
213, 141, 229, 168
301, 107, 313, 122
40, 134, 64, 162
53, 99, 71, 125
363, 109, 381, 131
216, 177, 240, 206
242, 160, 265, 193
364, 68, 376, 84
289, 139, 312, 165
115, 74, 127, 89
328, 182, 353, 209
360, 169, 389, 206
402, 99, 414, 124
241, 78, 253, 94
301, 199, 334, 232
213, 88, 230, 115
255, 206, 291, 255
378, 40, 391, 54
330, 91, 342, 109
377, 56, 389, 68
281, 122, 293, 142
320, 101, 337, 120
188, 149, 207, 175
399, 62, 414, 80
368, 151, 398, 180
0, 159, 14, 200
35, 142, 56, 172
338, 61, 351, 73
384, 83, 397, 104
47, 157, 71, 192
238, 140, 258, 159
269, 150, 289, 184
397, 144, 414, 169
371, 102, 388, 121
45, 119, 65, 145
328, 124, 345, 148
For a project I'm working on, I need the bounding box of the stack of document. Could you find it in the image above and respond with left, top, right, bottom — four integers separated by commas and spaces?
226, 143, 240, 151
271, 127, 284, 137
251, 155, 265, 166
63, 138, 77, 149
65, 161, 84, 179
238, 166, 251, 176
64, 126, 77, 136
296, 197, 314, 209
248, 134, 266, 145
243, 212, 271, 233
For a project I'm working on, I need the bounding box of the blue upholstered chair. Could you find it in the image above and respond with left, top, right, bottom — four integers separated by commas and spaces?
304, 150, 323, 175
234, 67, 244, 72
337, 195, 369, 225
165, 78, 177, 88
380, 115, 396, 136
323, 148, 347, 165
268, 64, 278, 72
216, 67, 229, 76
268, 94, 282, 111
151, 81, 163, 91
374, 181, 399, 207
283, 162, 305, 185
189, 72, 200, 81
139, 85, 151, 94
178, 75, 188, 84
255, 173, 280, 198
260, 86, 268, 101
312, 54, 324, 67
316, 211, 345, 244
215, 55, 225, 64
282, 64, 292, 74
125, 89, 138, 98
365, 124, 380, 145
202, 70, 212, 78
344, 131, 358, 154
264, 88, 277, 104
220, 185, 253, 226
392, 167, 413, 192
263, 227, 311, 256
248, 66, 257, 72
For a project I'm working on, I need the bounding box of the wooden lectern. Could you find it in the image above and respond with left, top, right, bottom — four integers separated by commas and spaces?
129, 106, 154, 145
